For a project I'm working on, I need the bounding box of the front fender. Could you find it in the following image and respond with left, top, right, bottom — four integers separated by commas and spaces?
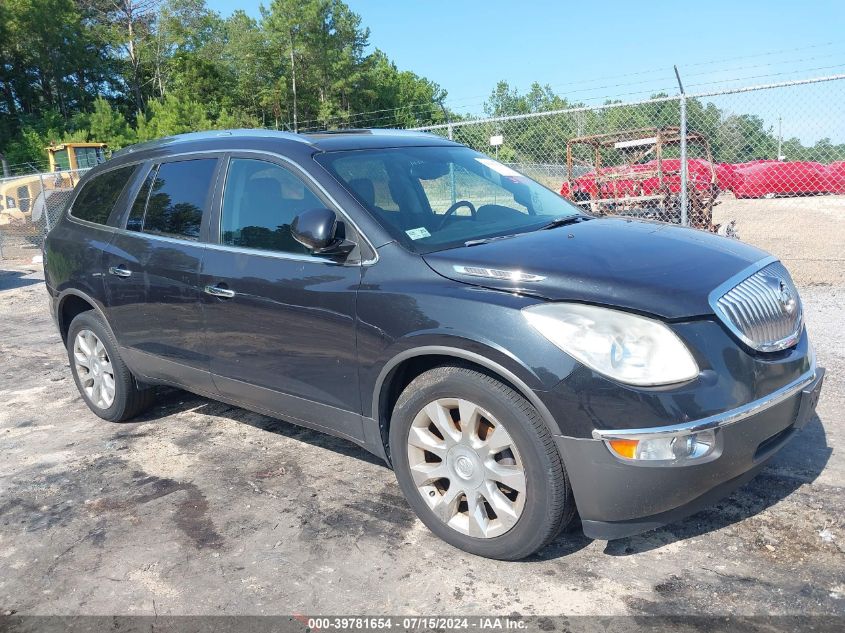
367, 333, 572, 438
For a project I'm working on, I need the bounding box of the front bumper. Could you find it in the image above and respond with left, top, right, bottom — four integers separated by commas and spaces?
555, 366, 825, 540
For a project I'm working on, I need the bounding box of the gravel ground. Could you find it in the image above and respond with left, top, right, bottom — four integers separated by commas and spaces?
1, 204, 844, 618
714, 192, 845, 286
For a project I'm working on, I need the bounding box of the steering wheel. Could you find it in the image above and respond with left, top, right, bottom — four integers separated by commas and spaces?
436, 200, 477, 230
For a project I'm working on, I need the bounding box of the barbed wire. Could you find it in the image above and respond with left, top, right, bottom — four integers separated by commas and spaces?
282, 43, 843, 132
438, 41, 837, 109
686, 62, 845, 89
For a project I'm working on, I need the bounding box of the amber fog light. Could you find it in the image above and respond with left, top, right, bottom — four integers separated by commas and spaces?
606, 430, 716, 462
607, 439, 639, 459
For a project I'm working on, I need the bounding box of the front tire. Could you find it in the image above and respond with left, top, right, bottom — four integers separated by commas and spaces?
67, 311, 155, 422
389, 365, 574, 560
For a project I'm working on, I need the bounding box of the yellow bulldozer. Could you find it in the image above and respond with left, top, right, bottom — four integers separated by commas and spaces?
0, 142, 107, 237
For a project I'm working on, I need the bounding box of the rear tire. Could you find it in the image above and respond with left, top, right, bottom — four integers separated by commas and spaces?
389, 365, 575, 560
66, 311, 155, 422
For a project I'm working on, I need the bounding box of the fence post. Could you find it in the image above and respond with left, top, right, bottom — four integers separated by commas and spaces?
674, 66, 689, 227
679, 95, 688, 226
447, 123, 457, 205
39, 173, 51, 236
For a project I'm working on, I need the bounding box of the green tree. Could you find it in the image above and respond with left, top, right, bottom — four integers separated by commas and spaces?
138, 94, 211, 139
87, 97, 135, 148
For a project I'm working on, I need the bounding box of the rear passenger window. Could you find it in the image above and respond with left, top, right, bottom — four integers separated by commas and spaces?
142, 159, 217, 240
70, 165, 135, 225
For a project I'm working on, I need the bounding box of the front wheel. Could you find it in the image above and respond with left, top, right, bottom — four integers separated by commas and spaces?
389, 365, 575, 560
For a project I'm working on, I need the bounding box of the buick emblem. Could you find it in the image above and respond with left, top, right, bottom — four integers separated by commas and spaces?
762, 274, 797, 316
778, 280, 797, 315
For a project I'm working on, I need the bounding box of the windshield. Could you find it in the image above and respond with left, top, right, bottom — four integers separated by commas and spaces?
315, 146, 583, 253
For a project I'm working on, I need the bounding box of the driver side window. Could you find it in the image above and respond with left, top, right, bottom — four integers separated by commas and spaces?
221, 158, 322, 255
419, 164, 528, 215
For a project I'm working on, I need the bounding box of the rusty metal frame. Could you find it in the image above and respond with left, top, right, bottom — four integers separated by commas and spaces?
564, 126, 719, 230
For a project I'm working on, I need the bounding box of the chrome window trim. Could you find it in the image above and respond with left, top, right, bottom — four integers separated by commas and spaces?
65, 148, 379, 266
707, 255, 803, 352
118, 229, 207, 248
592, 364, 816, 440
202, 241, 341, 265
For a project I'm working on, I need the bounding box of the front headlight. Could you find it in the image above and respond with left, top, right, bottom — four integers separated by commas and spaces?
522, 303, 699, 386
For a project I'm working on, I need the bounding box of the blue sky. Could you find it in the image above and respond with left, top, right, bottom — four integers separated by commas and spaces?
206, 0, 845, 142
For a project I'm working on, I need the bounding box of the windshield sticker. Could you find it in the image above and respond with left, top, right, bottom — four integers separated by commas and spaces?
405, 227, 431, 240
475, 157, 524, 179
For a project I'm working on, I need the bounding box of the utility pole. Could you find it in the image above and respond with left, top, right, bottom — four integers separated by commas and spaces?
778, 116, 783, 160
289, 31, 298, 133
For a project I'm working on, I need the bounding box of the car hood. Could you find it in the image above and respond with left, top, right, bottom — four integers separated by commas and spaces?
422, 217, 769, 319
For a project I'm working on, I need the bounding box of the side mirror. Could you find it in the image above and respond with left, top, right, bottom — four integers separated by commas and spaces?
291, 208, 355, 257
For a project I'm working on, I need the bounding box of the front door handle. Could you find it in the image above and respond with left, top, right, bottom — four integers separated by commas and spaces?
204, 284, 236, 298
108, 265, 132, 278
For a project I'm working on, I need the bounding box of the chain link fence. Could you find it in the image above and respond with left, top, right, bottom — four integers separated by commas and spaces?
0, 169, 88, 260
414, 74, 845, 237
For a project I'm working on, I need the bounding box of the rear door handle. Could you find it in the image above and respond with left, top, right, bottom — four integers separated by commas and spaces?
108, 265, 132, 278
204, 284, 236, 298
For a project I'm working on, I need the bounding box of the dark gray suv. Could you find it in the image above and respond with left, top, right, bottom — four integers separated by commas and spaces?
43, 129, 824, 560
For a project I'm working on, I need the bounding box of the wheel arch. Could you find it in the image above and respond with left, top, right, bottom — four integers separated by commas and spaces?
56, 289, 115, 346
372, 345, 561, 464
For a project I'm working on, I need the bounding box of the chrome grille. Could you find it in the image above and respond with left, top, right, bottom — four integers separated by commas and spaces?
712, 260, 803, 352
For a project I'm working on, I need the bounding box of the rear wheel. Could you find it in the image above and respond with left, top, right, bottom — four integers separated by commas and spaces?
389, 365, 574, 560
67, 311, 155, 421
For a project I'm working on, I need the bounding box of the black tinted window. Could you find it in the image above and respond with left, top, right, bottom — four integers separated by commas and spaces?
70, 165, 135, 225
126, 166, 155, 232
143, 159, 217, 240
221, 158, 322, 254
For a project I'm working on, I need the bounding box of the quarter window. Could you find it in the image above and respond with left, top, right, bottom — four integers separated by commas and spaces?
220, 158, 322, 254
70, 165, 136, 225
142, 159, 217, 240
126, 167, 155, 232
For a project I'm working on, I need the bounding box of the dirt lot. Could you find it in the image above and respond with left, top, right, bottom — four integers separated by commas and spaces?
1, 197, 844, 618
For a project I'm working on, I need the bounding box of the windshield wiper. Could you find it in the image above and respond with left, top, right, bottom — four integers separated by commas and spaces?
539, 215, 591, 230
464, 233, 521, 247
463, 215, 590, 247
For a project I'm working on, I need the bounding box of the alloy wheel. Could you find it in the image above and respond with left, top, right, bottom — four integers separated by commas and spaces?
73, 329, 115, 410
406, 398, 526, 538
